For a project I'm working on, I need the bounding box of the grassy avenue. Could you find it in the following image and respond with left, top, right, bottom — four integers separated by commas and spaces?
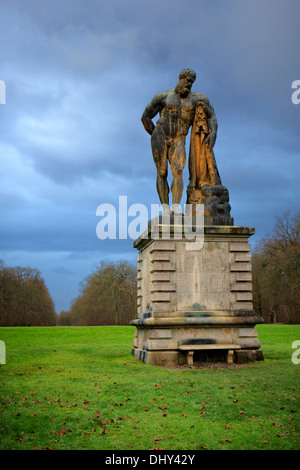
0, 324, 299, 450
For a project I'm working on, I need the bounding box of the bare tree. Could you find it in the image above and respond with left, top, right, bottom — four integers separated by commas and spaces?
69, 260, 137, 326
0, 264, 56, 326
252, 212, 300, 324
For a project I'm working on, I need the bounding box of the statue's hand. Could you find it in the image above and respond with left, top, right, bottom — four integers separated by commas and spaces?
142, 118, 155, 136
187, 181, 195, 192
204, 132, 216, 149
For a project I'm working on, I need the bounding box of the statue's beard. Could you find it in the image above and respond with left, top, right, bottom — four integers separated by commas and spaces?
177, 82, 190, 97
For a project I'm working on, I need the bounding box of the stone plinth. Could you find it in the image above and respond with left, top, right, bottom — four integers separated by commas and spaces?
131, 222, 264, 367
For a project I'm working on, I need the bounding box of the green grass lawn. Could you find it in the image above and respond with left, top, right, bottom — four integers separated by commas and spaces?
0, 324, 299, 450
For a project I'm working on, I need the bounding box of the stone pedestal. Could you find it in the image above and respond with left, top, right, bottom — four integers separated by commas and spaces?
131, 222, 264, 367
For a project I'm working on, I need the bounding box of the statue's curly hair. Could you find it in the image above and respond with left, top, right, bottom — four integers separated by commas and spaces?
179, 68, 196, 82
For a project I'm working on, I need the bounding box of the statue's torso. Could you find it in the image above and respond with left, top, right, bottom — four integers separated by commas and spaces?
157, 91, 207, 141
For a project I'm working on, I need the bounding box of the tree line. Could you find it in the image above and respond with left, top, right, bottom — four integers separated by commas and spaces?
57, 212, 299, 326
0, 259, 136, 327
0, 212, 298, 327
0, 261, 57, 326
57, 260, 137, 326
252, 212, 300, 324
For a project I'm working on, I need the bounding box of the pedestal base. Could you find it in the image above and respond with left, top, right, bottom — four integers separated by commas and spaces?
131, 224, 264, 366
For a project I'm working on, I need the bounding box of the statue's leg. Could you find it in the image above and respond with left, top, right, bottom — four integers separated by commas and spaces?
151, 126, 169, 206
169, 139, 186, 207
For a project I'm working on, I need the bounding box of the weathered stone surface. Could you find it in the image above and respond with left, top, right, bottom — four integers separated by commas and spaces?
231, 282, 252, 291
135, 70, 263, 366
235, 292, 253, 301
150, 262, 176, 272
151, 251, 171, 262
233, 252, 252, 262
150, 241, 176, 252
235, 349, 264, 363
131, 224, 264, 366
141, 69, 220, 211
237, 328, 258, 337
148, 329, 172, 339
151, 282, 176, 292
234, 272, 252, 282
186, 184, 232, 222
229, 242, 251, 252
151, 272, 172, 282
230, 262, 252, 272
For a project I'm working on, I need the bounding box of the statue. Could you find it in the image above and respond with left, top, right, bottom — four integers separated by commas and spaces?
141, 68, 230, 219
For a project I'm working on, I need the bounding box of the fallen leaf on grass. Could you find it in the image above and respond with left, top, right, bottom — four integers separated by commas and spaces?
53, 429, 72, 435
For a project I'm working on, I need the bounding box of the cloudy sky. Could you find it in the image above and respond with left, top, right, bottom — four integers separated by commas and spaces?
1, 0, 299, 314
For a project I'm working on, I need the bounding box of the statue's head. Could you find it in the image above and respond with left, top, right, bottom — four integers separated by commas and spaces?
179, 69, 196, 82
176, 69, 196, 97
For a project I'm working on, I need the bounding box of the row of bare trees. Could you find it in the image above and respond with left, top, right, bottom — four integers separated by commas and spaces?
57, 260, 137, 326
1, 213, 297, 327
252, 212, 300, 324
0, 261, 57, 326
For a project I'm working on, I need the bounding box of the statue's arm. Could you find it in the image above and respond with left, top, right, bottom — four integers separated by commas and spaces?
195, 93, 218, 149
205, 102, 218, 149
141, 93, 165, 135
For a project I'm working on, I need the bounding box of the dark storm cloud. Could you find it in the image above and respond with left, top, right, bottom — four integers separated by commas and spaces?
0, 0, 299, 312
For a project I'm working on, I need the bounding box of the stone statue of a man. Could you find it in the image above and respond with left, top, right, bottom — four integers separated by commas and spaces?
141, 69, 220, 213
